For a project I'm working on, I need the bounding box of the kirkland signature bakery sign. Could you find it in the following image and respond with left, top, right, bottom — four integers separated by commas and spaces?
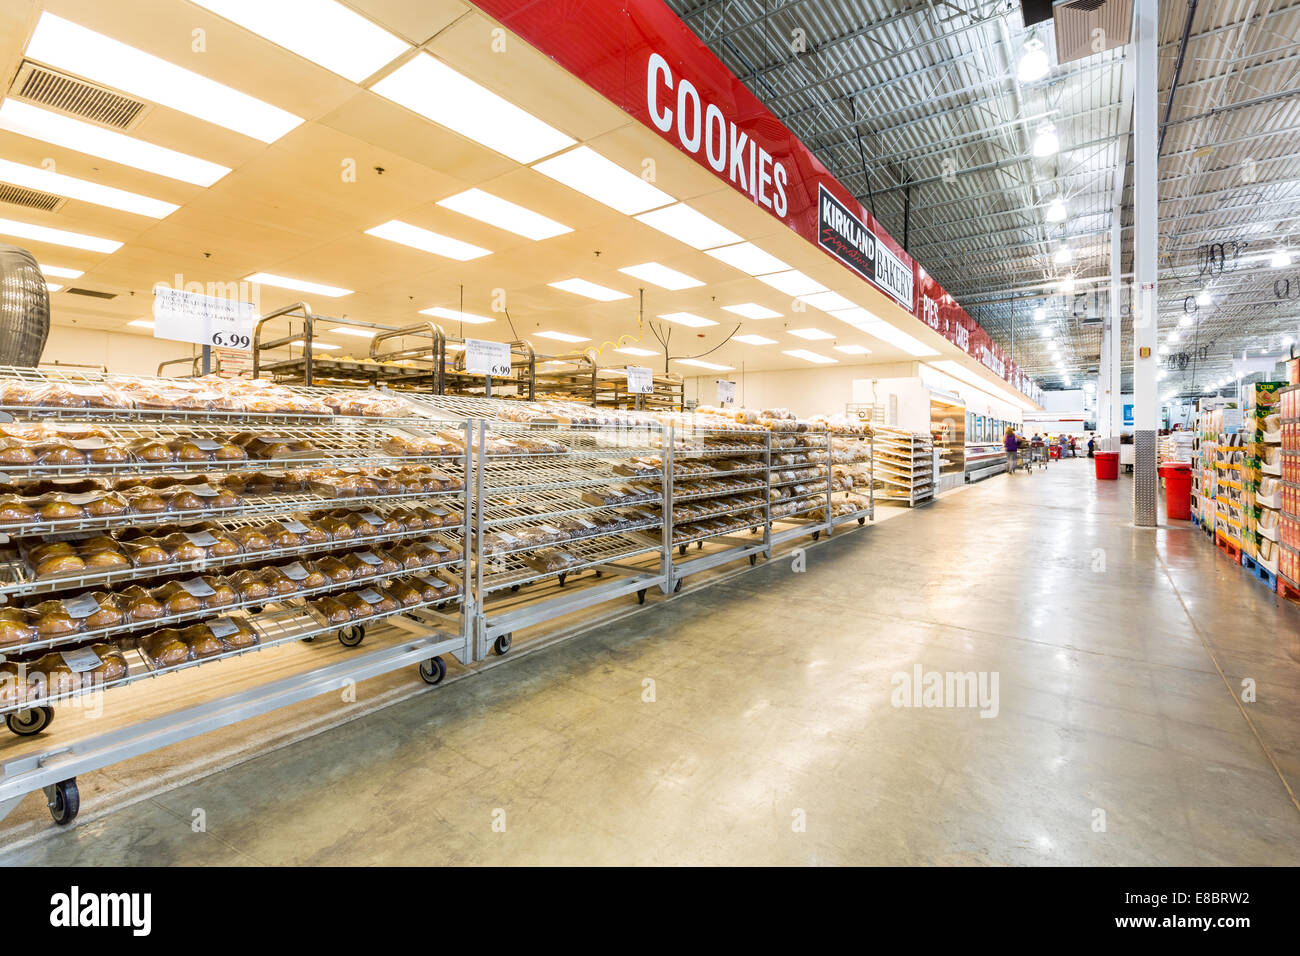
817, 185, 913, 307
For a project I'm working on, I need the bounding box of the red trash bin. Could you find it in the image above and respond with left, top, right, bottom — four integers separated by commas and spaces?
1160, 463, 1193, 520
1095, 451, 1119, 480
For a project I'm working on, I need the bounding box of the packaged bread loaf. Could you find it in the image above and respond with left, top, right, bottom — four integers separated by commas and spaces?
0, 607, 34, 647
141, 628, 189, 669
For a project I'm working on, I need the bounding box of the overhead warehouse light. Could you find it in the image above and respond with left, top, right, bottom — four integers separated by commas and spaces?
364, 220, 491, 261
1017, 37, 1050, 82
0, 158, 178, 218
0, 216, 121, 253
722, 303, 782, 320
245, 272, 352, 297
705, 242, 791, 276
1045, 197, 1066, 222
1059, 275, 1076, 293
532, 146, 672, 215
0, 101, 231, 187
633, 203, 741, 250
372, 54, 574, 163
1032, 124, 1060, 157
782, 349, 837, 365
1053, 245, 1073, 265
436, 188, 572, 241
618, 262, 703, 291
1196, 290, 1212, 306
676, 358, 733, 371
1270, 248, 1292, 269
420, 306, 495, 325
548, 278, 630, 301
26, 13, 303, 143
190, 0, 410, 83
1179, 315, 1194, 327
658, 312, 717, 328
1033, 307, 1046, 322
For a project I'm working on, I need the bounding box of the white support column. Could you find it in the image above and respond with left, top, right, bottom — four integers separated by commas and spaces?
1132, 0, 1160, 526
1107, 220, 1123, 440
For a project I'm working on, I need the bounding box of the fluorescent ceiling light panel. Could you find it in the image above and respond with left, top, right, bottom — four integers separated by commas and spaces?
289, 340, 340, 349
364, 220, 491, 261
618, 262, 703, 291
435, 188, 571, 241
532, 146, 672, 215
704, 242, 791, 276
733, 334, 777, 346
633, 203, 741, 249
327, 327, 377, 338
548, 278, 630, 301
26, 13, 302, 143
675, 358, 733, 371
828, 308, 939, 357
782, 349, 837, 365
535, 330, 590, 343
615, 346, 658, 357
39, 263, 83, 280
190, 0, 409, 83
834, 344, 872, 355
797, 291, 856, 313
0, 216, 120, 253
46, 282, 62, 292
659, 312, 717, 328
722, 303, 782, 320
788, 327, 835, 341
371, 53, 572, 163
420, 306, 495, 325
245, 272, 352, 297
127, 319, 154, 329
0, 101, 230, 187
756, 270, 828, 297
0, 157, 177, 218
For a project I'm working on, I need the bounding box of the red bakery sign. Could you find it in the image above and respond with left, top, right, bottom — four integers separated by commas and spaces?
473, 0, 1034, 399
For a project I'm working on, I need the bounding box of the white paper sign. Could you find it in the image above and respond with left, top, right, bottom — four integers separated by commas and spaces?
153, 286, 256, 350
626, 366, 653, 395
717, 379, 737, 405
465, 339, 513, 377
60, 647, 103, 673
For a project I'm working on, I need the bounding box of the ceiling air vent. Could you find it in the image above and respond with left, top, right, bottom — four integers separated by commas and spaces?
10, 61, 150, 130
0, 183, 64, 212
1053, 0, 1132, 64
64, 288, 117, 300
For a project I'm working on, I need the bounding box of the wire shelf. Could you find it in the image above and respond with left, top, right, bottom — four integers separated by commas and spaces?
0, 550, 465, 657
0, 585, 463, 715
481, 457, 661, 494
0, 486, 465, 538
0, 508, 466, 599
479, 532, 662, 593
480, 514, 662, 560
479, 490, 665, 528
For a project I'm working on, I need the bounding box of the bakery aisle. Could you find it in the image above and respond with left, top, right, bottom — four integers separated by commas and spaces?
4, 458, 1300, 865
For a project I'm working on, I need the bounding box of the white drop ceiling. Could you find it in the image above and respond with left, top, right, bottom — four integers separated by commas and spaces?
0, 0, 1034, 405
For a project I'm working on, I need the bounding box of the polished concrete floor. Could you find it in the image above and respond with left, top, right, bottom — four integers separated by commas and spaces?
5, 458, 1300, 865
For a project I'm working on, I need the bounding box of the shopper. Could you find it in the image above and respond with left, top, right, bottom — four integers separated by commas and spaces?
1004, 427, 1019, 475
1087, 435, 1096, 458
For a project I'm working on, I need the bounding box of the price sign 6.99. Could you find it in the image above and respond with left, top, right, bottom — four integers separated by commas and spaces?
153, 286, 256, 351
465, 338, 513, 377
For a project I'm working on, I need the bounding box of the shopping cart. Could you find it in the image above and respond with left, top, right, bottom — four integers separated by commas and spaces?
1016, 447, 1037, 474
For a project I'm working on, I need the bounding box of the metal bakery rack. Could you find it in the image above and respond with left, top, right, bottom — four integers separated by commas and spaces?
0, 368, 472, 826
872, 426, 935, 507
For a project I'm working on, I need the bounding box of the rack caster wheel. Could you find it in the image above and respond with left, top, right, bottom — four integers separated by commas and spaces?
858, 517, 866, 525
557, 572, 567, 586
6, 706, 53, 737
510, 585, 520, 593
46, 778, 79, 826
696, 541, 703, 550
418, 656, 446, 685
673, 578, 683, 593
300, 636, 315, 643
749, 554, 757, 566
678, 545, 687, 556
338, 625, 366, 648
594, 570, 603, 578
811, 531, 821, 541
637, 588, 647, 605
493, 633, 512, 656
